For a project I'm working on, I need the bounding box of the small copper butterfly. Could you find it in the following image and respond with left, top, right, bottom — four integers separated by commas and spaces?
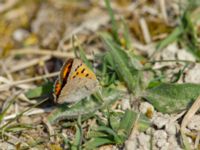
53, 58, 99, 104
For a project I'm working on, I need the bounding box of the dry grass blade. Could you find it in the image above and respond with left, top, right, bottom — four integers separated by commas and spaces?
181, 95, 200, 132
195, 132, 200, 149
0, 0, 19, 13
10, 48, 94, 59
3, 107, 54, 121
42, 117, 55, 142
0, 71, 59, 91
180, 95, 200, 149
129, 113, 140, 138
159, 0, 168, 24
139, 18, 151, 44
9, 55, 51, 73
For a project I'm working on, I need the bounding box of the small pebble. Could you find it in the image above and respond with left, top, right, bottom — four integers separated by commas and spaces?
160, 143, 169, 150
177, 49, 195, 61
137, 133, 150, 149
187, 115, 200, 130
154, 130, 167, 140
13, 28, 29, 42
154, 130, 168, 149
168, 136, 183, 150
153, 44, 177, 69
152, 114, 169, 129
165, 121, 177, 135
125, 138, 137, 150
156, 138, 167, 148
121, 97, 131, 110
185, 64, 200, 83
161, 44, 177, 60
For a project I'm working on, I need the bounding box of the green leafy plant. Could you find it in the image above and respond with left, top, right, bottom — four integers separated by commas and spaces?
48, 87, 121, 124
155, 0, 200, 60
101, 33, 141, 95
84, 110, 150, 149
143, 83, 200, 113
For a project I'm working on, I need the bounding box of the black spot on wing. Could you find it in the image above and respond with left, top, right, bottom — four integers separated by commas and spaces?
81, 68, 85, 73
75, 63, 83, 71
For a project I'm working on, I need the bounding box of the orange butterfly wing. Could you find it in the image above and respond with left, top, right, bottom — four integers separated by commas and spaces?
53, 59, 73, 99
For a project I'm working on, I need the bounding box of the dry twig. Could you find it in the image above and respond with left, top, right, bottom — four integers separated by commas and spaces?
181, 95, 200, 132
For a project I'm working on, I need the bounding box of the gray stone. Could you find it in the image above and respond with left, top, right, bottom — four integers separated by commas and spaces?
165, 121, 177, 135
13, 28, 29, 42
187, 115, 200, 130
152, 114, 170, 129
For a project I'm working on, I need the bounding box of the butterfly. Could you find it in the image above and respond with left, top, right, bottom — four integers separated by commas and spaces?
53, 58, 99, 104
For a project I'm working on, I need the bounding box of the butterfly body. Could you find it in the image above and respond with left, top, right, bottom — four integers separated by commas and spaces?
53, 59, 99, 104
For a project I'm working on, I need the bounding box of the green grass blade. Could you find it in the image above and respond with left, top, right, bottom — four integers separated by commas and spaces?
118, 110, 135, 137
3, 123, 33, 133
72, 36, 93, 70
122, 18, 132, 50
71, 118, 82, 150
95, 126, 118, 138
155, 27, 182, 54
117, 110, 150, 140
0, 98, 48, 130
84, 137, 114, 149
101, 33, 140, 94
25, 82, 53, 99
104, 0, 119, 43
0, 92, 22, 123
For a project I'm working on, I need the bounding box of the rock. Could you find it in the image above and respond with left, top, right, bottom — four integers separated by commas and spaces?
145, 127, 154, 135
13, 28, 29, 42
154, 130, 168, 149
184, 64, 200, 83
153, 44, 177, 69
161, 44, 177, 60
160, 142, 169, 150
125, 137, 137, 150
152, 113, 170, 129
99, 145, 117, 150
137, 133, 150, 149
177, 49, 195, 61
156, 138, 167, 148
121, 96, 131, 110
187, 115, 200, 130
154, 130, 167, 140
165, 121, 177, 135
168, 136, 183, 150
